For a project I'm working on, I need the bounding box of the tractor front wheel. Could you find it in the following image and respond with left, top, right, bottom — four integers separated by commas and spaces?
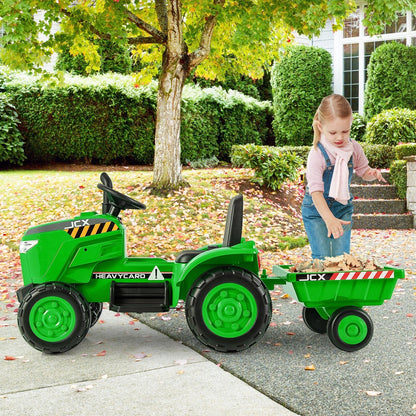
18, 283, 91, 353
185, 268, 272, 352
327, 307, 373, 352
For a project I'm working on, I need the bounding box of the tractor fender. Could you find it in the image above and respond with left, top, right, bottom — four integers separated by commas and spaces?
176, 241, 259, 300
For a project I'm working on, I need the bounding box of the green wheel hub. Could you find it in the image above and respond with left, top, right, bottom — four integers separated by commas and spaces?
337, 314, 368, 345
29, 296, 77, 342
202, 283, 258, 338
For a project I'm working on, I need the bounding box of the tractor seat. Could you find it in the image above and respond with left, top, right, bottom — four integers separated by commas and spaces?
175, 194, 243, 264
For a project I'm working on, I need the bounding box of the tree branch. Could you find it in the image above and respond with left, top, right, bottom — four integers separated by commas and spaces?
125, 9, 167, 44
61, 8, 112, 40
188, 0, 225, 69
127, 36, 164, 45
61, 7, 167, 45
155, 0, 168, 34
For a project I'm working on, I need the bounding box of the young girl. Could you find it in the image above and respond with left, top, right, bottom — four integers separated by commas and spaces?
301, 94, 385, 259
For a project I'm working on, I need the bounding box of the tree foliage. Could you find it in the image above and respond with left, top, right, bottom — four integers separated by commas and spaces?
1, 0, 413, 190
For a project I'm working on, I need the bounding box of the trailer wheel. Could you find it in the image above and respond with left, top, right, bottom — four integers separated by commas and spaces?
302, 307, 327, 334
327, 307, 373, 352
18, 283, 91, 353
185, 268, 272, 352
89, 302, 103, 327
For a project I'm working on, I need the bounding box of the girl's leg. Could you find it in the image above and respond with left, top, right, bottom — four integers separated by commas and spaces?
303, 216, 332, 260
330, 205, 353, 256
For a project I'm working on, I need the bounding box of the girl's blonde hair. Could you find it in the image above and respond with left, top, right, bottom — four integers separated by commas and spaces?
312, 94, 352, 148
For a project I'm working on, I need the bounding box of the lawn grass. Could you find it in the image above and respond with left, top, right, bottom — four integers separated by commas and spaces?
0, 167, 307, 273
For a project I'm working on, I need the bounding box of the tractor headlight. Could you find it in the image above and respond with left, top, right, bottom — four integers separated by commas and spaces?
20, 240, 38, 254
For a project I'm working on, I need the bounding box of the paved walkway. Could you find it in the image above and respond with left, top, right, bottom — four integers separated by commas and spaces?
136, 230, 416, 416
0, 295, 296, 416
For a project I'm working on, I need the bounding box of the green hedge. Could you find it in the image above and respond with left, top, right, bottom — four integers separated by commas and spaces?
390, 160, 407, 199
364, 42, 416, 120
359, 143, 395, 169
5, 73, 272, 165
271, 45, 333, 146
7, 75, 156, 164
0, 92, 25, 166
395, 142, 416, 159
365, 108, 416, 146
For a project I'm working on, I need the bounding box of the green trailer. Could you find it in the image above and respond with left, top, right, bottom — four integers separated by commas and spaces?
16, 173, 405, 354
262, 264, 405, 351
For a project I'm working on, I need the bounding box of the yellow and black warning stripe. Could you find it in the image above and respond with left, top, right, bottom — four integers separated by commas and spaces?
65, 221, 119, 239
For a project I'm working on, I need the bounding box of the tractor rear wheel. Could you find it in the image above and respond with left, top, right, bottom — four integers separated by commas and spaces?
89, 302, 103, 327
185, 268, 272, 352
18, 283, 91, 353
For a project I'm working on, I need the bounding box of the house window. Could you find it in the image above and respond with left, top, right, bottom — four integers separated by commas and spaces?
343, 43, 359, 111
339, 7, 416, 114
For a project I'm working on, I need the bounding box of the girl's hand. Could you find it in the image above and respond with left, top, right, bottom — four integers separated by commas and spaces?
365, 168, 387, 183
325, 218, 351, 239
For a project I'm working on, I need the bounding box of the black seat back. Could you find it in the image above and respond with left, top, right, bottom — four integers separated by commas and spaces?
222, 194, 243, 247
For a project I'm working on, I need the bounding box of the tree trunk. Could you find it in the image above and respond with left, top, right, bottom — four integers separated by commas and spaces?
151, 50, 189, 194
151, 0, 190, 194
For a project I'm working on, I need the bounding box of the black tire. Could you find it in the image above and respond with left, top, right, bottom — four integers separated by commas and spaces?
185, 268, 272, 352
17, 283, 91, 353
89, 302, 103, 327
327, 307, 373, 352
302, 307, 327, 334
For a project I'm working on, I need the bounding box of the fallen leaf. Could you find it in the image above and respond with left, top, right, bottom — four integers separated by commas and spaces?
133, 352, 147, 361
94, 350, 106, 357
339, 361, 349, 365
363, 390, 382, 397
305, 365, 315, 371
4, 356, 16, 361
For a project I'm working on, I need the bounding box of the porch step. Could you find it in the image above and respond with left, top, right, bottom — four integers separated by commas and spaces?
352, 199, 407, 214
351, 184, 398, 199
351, 172, 414, 230
352, 213, 414, 229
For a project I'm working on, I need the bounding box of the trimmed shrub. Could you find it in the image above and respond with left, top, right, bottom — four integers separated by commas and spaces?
359, 143, 395, 169
272, 45, 333, 146
5, 73, 272, 165
182, 86, 272, 162
395, 142, 416, 160
351, 113, 366, 142
181, 88, 221, 163
364, 42, 416, 120
390, 159, 407, 199
0, 92, 25, 166
230, 144, 303, 190
7, 74, 157, 164
365, 108, 416, 146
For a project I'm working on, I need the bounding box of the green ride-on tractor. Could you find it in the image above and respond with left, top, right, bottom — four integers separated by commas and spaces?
17, 173, 272, 353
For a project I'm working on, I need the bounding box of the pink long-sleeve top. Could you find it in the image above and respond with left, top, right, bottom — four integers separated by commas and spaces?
306, 139, 370, 194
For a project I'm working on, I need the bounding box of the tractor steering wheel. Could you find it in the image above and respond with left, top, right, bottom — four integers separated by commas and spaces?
97, 183, 146, 216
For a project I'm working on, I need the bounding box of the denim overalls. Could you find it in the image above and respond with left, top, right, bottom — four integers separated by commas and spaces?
301, 142, 354, 259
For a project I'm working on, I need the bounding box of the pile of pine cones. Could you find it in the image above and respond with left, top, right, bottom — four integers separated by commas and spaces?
289, 253, 381, 273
